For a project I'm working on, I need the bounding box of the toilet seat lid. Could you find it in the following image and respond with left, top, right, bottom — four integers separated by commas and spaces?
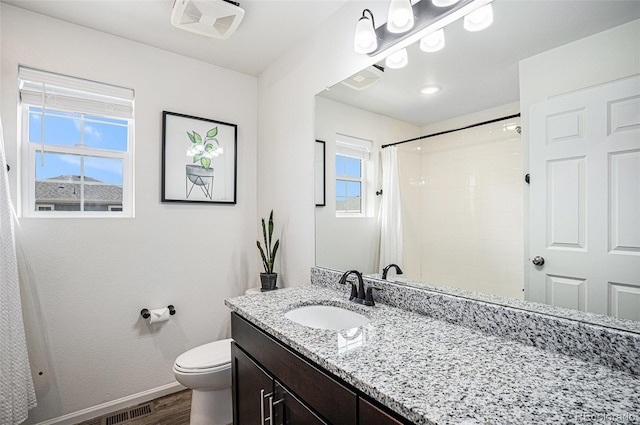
175, 338, 232, 371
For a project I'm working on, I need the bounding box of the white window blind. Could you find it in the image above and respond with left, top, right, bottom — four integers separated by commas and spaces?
336, 134, 372, 160
18, 67, 134, 119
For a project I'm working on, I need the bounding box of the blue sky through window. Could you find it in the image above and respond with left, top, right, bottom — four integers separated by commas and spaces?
335, 154, 362, 213
29, 107, 127, 185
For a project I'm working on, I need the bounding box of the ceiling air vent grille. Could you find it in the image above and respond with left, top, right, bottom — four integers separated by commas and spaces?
171, 0, 245, 39
100, 402, 154, 425
340, 65, 385, 91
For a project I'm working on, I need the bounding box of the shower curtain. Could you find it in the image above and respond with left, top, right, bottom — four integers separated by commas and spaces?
0, 117, 37, 424
377, 146, 403, 270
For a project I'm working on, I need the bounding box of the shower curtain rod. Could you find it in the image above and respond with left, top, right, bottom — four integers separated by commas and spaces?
381, 113, 521, 149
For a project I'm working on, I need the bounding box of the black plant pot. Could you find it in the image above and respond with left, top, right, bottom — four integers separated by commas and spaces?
260, 273, 278, 291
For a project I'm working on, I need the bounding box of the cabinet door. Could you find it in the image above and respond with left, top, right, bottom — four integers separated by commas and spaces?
359, 397, 405, 425
232, 342, 274, 425
274, 381, 327, 425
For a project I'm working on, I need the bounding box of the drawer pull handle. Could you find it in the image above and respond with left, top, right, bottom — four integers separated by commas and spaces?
261, 389, 274, 424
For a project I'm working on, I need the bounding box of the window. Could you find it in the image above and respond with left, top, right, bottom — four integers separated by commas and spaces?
18, 67, 134, 217
336, 154, 362, 214
335, 134, 372, 217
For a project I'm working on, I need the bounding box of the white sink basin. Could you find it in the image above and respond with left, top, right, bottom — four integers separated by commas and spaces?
284, 305, 370, 330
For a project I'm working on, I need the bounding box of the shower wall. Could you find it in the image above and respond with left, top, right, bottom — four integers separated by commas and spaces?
398, 108, 524, 299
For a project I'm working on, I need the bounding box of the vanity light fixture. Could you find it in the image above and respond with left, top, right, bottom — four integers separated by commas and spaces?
353, 0, 494, 56
354, 9, 378, 54
432, 0, 460, 7
387, 0, 415, 33
463, 3, 493, 31
386, 48, 409, 69
418, 85, 441, 95
420, 28, 445, 52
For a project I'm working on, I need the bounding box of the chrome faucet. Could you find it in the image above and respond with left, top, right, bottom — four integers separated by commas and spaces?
339, 270, 377, 306
381, 263, 403, 280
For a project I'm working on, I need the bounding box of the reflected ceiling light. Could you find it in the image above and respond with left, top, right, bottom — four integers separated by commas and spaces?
463, 3, 493, 31
386, 48, 409, 69
420, 28, 445, 52
418, 85, 441, 95
432, 0, 460, 7
354, 9, 378, 54
387, 0, 415, 33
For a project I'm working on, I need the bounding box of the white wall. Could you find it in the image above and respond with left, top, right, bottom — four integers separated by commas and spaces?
314, 96, 420, 274
519, 19, 640, 293
1, 5, 257, 423
256, 0, 389, 287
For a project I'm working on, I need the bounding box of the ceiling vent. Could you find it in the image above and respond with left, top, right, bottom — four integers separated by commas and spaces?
340, 65, 385, 91
171, 0, 245, 40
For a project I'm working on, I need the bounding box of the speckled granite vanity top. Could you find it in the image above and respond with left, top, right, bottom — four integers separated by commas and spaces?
225, 285, 640, 424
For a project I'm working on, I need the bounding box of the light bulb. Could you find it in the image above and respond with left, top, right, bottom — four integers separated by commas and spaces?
432, 0, 459, 6
464, 4, 493, 32
385, 48, 409, 69
387, 0, 414, 33
420, 28, 445, 52
354, 13, 377, 54
418, 85, 441, 95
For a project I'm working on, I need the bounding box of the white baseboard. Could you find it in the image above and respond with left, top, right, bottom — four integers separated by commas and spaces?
34, 382, 187, 425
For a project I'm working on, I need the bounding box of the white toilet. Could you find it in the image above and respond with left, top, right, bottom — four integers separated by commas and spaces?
173, 338, 233, 425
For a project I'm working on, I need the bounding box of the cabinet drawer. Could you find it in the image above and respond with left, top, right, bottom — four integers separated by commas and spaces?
231, 313, 358, 425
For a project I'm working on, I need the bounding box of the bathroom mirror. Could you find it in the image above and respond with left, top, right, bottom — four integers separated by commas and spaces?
315, 0, 640, 330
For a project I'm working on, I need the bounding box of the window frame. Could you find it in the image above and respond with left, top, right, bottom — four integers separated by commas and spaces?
335, 153, 365, 216
335, 134, 373, 218
18, 69, 134, 218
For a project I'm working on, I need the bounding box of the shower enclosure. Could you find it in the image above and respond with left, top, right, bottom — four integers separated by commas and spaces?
394, 116, 524, 299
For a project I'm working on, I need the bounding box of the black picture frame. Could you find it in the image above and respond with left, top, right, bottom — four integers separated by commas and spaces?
161, 111, 237, 204
315, 140, 326, 207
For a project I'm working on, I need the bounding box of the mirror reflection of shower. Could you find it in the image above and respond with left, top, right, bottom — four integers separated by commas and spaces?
394, 114, 524, 299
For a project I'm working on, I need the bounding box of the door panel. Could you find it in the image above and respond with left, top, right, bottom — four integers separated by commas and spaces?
609, 282, 640, 321
609, 150, 640, 254
274, 381, 327, 425
545, 275, 587, 311
546, 157, 586, 249
232, 343, 273, 425
529, 76, 640, 320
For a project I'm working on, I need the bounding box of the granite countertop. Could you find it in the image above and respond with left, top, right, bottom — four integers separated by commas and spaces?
225, 285, 640, 425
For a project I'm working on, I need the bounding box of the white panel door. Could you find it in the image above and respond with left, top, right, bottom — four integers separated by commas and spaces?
529, 76, 640, 319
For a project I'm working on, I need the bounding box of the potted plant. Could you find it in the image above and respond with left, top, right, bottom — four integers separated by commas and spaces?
257, 210, 280, 291
185, 127, 223, 198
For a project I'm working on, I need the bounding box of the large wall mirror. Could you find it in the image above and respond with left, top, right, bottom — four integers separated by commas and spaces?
315, 0, 640, 330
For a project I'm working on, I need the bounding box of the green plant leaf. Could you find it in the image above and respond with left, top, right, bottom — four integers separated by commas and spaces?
194, 131, 202, 144
187, 131, 196, 143
257, 241, 269, 272
193, 154, 202, 162
261, 218, 270, 263
204, 143, 215, 152
201, 157, 211, 169
207, 127, 218, 139
269, 239, 280, 273
268, 210, 274, 250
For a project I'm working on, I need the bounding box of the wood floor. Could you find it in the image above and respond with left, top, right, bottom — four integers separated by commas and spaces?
75, 390, 192, 425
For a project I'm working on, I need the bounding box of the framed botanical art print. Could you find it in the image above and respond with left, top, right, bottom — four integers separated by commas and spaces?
162, 111, 237, 204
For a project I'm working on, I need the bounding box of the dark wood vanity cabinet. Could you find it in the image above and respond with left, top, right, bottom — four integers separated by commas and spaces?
359, 398, 404, 425
232, 343, 327, 424
231, 312, 407, 425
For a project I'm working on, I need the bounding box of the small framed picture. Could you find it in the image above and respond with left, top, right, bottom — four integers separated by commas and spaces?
162, 111, 237, 204
315, 140, 326, 207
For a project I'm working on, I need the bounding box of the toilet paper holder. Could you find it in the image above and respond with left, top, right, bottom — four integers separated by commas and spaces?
140, 305, 176, 319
